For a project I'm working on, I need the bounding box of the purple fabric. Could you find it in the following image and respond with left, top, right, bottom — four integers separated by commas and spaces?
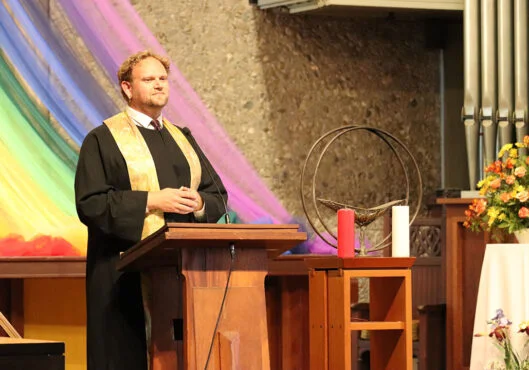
57, 0, 291, 223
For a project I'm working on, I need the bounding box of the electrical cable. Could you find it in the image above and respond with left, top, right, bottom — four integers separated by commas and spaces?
203, 243, 236, 369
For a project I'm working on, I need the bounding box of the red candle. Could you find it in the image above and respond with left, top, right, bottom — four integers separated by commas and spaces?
337, 209, 355, 258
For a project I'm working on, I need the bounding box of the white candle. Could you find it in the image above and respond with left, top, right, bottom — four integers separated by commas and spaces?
392, 206, 410, 257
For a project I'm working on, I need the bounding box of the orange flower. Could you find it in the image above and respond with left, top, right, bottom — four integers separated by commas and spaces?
494, 161, 503, 173
519, 207, 529, 218
474, 199, 487, 216
517, 191, 529, 202
464, 137, 529, 233
500, 192, 512, 203
485, 160, 503, 174
515, 166, 527, 178
490, 178, 502, 189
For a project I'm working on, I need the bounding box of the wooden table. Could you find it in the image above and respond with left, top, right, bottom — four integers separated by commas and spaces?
307, 257, 415, 370
0, 337, 64, 369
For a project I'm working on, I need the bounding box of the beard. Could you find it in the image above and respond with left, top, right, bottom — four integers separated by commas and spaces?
148, 93, 168, 107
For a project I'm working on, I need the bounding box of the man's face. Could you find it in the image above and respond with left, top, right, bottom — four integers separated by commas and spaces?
122, 57, 169, 115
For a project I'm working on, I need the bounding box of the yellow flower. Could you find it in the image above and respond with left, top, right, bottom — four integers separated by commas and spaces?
465, 146, 529, 234
498, 143, 513, 158
487, 207, 500, 226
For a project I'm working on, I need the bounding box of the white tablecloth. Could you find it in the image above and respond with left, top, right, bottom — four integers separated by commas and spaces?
470, 244, 529, 370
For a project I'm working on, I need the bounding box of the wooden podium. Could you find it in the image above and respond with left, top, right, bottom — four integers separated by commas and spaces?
117, 223, 306, 370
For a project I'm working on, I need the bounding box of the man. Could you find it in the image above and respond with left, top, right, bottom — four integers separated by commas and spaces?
75, 51, 228, 370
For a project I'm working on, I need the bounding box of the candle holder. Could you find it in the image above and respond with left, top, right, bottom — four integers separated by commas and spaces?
318, 198, 405, 255
300, 126, 422, 256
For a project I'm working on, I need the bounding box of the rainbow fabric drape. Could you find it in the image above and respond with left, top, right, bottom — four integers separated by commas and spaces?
0, 0, 293, 256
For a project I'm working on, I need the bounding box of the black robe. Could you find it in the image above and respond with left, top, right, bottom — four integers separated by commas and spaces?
74, 124, 227, 370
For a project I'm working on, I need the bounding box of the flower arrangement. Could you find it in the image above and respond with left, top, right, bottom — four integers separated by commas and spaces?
464, 137, 529, 235
475, 309, 529, 370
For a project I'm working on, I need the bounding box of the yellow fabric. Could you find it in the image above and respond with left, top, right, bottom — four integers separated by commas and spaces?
103, 112, 202, 240
163, 118, 202, 191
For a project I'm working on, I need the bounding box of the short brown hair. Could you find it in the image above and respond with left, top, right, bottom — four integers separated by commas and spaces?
117, 50, 170, 101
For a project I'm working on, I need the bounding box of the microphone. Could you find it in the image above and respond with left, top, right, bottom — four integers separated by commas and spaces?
181, 127, 230, 224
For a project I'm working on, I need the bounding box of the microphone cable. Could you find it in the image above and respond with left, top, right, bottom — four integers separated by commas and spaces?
179, 127, 234, 369
180, 127, 230, 224
203, 243, 236, 370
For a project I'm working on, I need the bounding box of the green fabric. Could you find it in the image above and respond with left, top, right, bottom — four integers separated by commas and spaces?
0, 55, 77, 216
217, 211, 240, 224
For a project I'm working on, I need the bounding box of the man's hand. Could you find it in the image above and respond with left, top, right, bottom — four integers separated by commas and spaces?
147, 187, 203, 214
179, 187, 204, 211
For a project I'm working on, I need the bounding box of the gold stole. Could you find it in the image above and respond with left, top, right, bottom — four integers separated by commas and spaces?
103, 112, 202, 239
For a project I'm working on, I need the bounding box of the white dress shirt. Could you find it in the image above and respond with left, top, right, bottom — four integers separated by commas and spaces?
126, 106, 163, 130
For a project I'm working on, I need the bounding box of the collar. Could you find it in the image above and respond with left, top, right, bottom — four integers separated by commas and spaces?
126, 106, 163, 130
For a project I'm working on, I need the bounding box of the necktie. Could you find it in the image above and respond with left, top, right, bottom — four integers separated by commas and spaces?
150, 120, 161, 131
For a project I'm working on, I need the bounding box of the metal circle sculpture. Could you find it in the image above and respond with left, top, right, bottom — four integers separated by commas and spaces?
300, 125, 423, 255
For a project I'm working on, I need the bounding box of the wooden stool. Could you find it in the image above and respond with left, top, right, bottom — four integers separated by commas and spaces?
307, 257, 415, 370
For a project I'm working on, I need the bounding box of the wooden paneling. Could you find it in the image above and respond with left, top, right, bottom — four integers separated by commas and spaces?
279, 276, 309, 370
0, 258, 85, 278
411, 259, 444, 317
0, 279, 23, 337
24, 279, 86, 370
460, 223, 487, 367
439, 198, 476, 370
266, 272, 311, 370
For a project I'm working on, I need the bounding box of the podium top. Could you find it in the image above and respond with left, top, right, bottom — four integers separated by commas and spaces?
118, 223, 307, 271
